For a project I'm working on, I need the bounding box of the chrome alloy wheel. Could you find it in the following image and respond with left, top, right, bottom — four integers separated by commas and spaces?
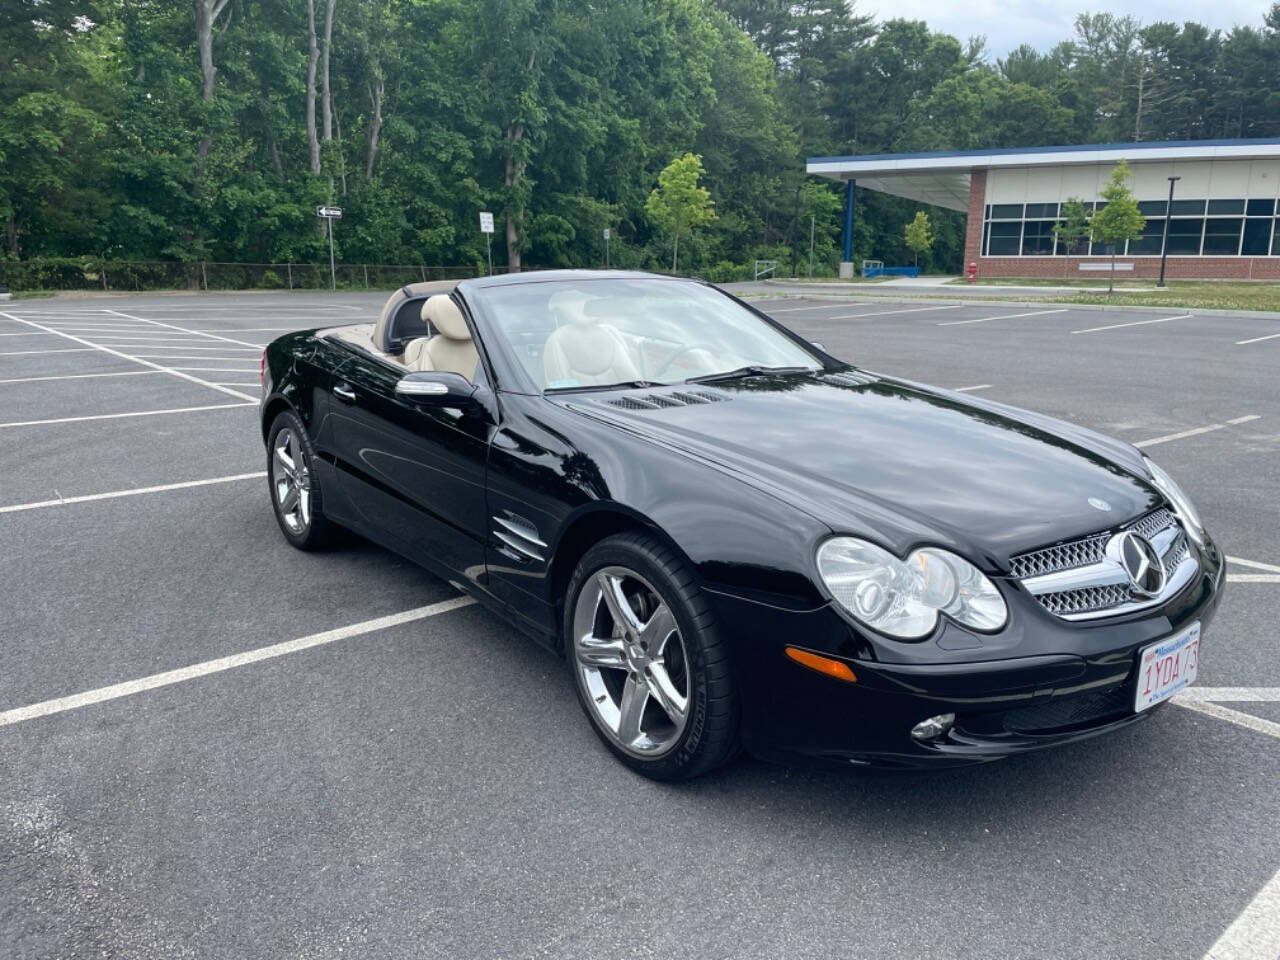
572, 566, 691, 757
272, 427, 312, 535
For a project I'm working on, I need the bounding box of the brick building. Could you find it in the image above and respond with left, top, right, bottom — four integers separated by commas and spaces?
807, 139, 1280, 281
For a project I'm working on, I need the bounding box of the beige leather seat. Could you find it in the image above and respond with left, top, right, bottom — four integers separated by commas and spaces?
542, 291, 641, 387
401, 337, 434, 370
408, 295, 478, 379
371, 280, 458, 354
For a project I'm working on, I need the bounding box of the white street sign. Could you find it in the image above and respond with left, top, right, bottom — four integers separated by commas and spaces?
603, 227, 611, 240
479, 211, 495, 234
316, 206, 343, 219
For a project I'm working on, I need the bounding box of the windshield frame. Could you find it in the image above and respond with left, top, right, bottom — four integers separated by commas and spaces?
459, 274, 836, 397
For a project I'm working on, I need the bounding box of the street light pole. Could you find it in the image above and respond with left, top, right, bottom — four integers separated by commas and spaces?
1157, 175, 1180, 288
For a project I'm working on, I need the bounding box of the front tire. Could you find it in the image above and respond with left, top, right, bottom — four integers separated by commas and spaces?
564, 532, 739, 781
266, 410, 337, 550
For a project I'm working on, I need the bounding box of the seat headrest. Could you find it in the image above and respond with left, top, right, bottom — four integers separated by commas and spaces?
421, 295, 470, 341
548, 289, 598, 326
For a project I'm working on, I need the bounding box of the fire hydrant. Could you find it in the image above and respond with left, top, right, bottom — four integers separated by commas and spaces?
966, 261, 978, 284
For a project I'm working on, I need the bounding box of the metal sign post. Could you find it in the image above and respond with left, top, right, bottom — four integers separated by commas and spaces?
317, 206, 343, 290
603, 227, 611, 268
479, 211, 494, 275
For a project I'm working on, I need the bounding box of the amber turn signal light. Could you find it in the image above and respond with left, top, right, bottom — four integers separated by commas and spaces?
784, 646, 857, 683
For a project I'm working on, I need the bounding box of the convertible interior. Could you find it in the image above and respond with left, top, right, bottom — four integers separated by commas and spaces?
318, 276, 814, 392
318, 280, 479, 380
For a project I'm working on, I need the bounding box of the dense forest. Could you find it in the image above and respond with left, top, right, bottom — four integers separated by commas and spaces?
4, 0, 1280, 283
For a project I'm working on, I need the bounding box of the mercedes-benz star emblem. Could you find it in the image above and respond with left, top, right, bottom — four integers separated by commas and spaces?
1106, 530, 1166, 598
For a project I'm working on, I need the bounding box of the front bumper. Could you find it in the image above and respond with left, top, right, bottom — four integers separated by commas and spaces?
710, 538, 1225, 769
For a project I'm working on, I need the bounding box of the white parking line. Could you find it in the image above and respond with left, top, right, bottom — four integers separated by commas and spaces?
105, 309, 268, 350
0, 596, 476, 727
1203, 865, 1280, 960
1174, 698, 1280, 740
106, 343, 260, 350
764, 302, 855, 314
1134, 415, 1260, 448
0, 347, 99, 356
1228, 556, 1280, 573
0, 471, 266, 514
0, 331, 59, 338
830, 304, 966, 320
118, 356, 260, 363
1071, 314, 1193, 334
953, 384, 992, 393
1227, 575, 1280, 583
938, 308, 1069, 326
0, 402, 255, 430
1178, 687, 1280, 702
1236, 332, 1280, 345
0, 312, 256, 402
0, 370, 165, 386
170, 366, 261, 372
76, 336, 242, 344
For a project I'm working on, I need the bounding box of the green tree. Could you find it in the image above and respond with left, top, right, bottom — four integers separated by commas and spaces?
903, 210, 933, 267
1053, 197, 1091, 255
1090, 161, 1146, 293
645, 153, 715, 271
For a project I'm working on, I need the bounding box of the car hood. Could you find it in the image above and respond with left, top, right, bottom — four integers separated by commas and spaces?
560, 371, 1162, 569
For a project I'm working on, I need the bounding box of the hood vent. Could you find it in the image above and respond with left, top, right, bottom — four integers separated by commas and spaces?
823, 370, 878, 388
607, 390, 725, 411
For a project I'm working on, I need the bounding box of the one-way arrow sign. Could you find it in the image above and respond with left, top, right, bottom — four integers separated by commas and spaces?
316, 205, 343, 219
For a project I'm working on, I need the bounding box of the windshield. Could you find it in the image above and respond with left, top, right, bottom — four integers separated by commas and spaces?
473, 277, 822, 392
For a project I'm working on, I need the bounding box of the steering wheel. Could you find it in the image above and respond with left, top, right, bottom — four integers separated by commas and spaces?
653, 343, 721, 379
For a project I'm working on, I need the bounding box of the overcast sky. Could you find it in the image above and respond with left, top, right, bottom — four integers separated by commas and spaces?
866, 1, 1272, 57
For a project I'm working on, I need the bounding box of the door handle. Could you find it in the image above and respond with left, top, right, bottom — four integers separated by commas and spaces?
334, 383, 356, 403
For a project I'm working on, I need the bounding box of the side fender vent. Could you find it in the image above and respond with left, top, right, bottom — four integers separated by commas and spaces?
493, 513, 547, 563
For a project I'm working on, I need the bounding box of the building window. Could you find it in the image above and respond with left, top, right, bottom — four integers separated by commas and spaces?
1202, 218, 1243, 255
1164, 218, 1204, 255
979, 196, 1279, 257
1207, 199, 1245, 215
987, 221, 1021, 256
1242, 218, 1273, 255
1021, 220, 1057, 255
1129, 220, 1166, 255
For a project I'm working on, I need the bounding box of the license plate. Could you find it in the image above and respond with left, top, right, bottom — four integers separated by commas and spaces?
1134, 622, 1200, 713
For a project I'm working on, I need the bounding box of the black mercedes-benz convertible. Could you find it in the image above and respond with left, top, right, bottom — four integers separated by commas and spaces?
259, 270, 1222, 780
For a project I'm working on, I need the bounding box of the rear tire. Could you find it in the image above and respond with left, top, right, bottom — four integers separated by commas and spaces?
564, 532, 739, 781
267, 410, 338, 550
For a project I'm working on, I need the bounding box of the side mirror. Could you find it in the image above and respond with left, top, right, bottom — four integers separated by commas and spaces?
395, 371, 477, 407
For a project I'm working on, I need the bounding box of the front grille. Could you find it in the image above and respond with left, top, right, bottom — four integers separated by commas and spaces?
1009, 533, 1109, 580
1038, 583, 1130, 616
1002, 687, 1132, 734
1013, 507, 1196, 620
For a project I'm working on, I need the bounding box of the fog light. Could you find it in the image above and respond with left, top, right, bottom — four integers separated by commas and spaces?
910, 713, 955, 741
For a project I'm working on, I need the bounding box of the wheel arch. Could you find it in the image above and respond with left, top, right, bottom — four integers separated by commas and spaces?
260, 393, 297, 443
548, 503, 694, 637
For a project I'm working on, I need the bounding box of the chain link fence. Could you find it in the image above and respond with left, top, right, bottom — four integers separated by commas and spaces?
0, 259, 516, 293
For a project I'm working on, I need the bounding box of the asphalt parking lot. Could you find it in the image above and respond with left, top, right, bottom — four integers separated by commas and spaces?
1, 290, 1277, 959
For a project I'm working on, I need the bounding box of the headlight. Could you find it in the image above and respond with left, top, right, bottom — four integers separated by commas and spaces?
816, 537, 1007, 640
1143, 456, 1205, 546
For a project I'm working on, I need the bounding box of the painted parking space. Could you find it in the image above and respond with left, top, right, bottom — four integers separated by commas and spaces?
0, 289, 1276, 960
